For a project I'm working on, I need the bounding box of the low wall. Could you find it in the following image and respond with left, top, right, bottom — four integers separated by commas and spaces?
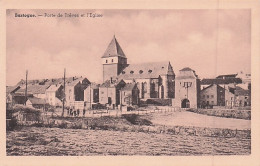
187, 108, 251, 120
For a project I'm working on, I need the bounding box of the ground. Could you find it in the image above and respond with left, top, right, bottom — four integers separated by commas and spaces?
6, 108, 251, 156
6, 127, 250, 156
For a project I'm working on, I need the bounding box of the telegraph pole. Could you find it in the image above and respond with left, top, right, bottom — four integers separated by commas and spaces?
90, 83, 91, 110
62, 68, 66, 117
25, 70, 28, 105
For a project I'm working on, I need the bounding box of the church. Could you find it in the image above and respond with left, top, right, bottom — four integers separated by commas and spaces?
99, 35, 176, 107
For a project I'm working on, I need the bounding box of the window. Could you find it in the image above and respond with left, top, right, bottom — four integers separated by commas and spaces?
245, 96, 248, 99
111, 59, 113, 62
148, 69, 152, 73
101, 91, 104, 94
211, 95, 214, 98
211, 101, 214, 104
122, 71, 125, 74
106, 60, 108, 63
139, 70, 143, 74
207, 95, 209, 98
130, 71, 134, 74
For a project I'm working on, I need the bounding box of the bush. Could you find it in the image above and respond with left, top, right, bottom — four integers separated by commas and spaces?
122, 114, 152, 126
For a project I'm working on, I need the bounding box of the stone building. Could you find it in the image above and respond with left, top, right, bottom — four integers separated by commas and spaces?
99, 79, 126, 108
173, 67, 200, 108
45, 84, 63, 106
65, 77, 90, 105
200, 84, 235, 107
121, 83, 139, 106
101, 36, 175, 101
84, 83, 100, 109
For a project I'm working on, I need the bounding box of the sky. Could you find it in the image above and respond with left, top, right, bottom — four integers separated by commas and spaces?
6, 9, 251, 86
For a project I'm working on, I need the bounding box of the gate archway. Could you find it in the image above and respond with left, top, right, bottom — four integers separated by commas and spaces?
181, 99, 190, 108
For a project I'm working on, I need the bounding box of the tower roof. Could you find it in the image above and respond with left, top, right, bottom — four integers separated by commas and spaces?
102, 35, 126, 58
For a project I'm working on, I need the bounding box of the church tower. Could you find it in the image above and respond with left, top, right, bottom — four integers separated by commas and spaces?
102, 35, 127, 82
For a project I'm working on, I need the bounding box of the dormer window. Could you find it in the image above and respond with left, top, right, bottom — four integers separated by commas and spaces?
130, 71, 134, 74
139, 70, 143, 74
148, 69, 152, 73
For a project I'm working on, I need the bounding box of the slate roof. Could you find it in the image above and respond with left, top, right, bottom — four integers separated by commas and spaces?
201, 78, 242, 85
176, 67, 198, 80
100, 79, 125, 88
235, 86, 250, 96
46, 84, 62, 92
27, 97, 46, 105
6, 86, 20, 94
116, 61, 174, 80
16, 76, 82, 87
16, 85, 50, 94
121, 83, 137, 91
102, 35, 126, 58
216, 74, 237, 79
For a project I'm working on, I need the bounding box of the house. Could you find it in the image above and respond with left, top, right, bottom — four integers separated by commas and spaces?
121, 83, 139, 106
99, 79, 126, 108
200, 84, 235, 108
236, 71, 251, 84
26, 97, 46, 110
6, 86, 21, 108
45, 84, 63, 106
16, 84, 50, 99
201, 77, 242, 89
65, 77, 90, 106
101, 35, 175, 101
173, 67, 200, 108
234, 86, 251, 107
84, 83, 99, 109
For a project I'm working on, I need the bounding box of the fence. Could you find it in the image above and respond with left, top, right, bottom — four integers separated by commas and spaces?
60, 106, 188, 118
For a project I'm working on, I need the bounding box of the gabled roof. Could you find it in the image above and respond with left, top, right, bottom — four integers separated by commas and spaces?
216, 74, 237, 79
122, 83, 137, 91
16, 85, 50, 94
117, 61, 174, 80
6, 86, 20, 94
235, 86, 250, 96
100, 79, 125, 88
46, 84, 62, 92
27, 97, 46, 105
176, 67, 198, 80
201, 78, 242, 85
102, 35, 126, 58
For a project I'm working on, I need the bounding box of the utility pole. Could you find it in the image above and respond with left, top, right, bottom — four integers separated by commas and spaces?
89, 83, 91, 110
62, 68, 66, 117
25, 70, 28, 105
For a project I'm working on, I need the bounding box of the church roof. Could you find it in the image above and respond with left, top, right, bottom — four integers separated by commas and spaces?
102, 35, 126, 58
116, 61, 174, 80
